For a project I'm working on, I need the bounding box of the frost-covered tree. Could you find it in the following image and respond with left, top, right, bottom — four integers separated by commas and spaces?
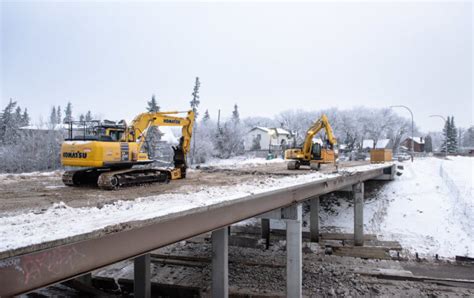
202, 109, 210, 122
49, 106, 57, 129
190, 77, 201, 119
56, 106, 62, 125
424, 135, 433, 152
79, 114, 85, 122
147, 94, 160, 112
449, 117, 458, 153
85, 110, 93, 122
441, 116, 458, 154
462, 126, 474, 147
63, 102, 73, 123
213, 107, 246, 158
21, 108, 30, 127
0, 99, 21, 144
232, 104, 240, 123
144, 95, 162, 159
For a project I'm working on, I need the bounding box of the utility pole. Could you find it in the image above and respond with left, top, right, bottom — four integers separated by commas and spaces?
390, 105, 414, 162
429, 115, 448, 157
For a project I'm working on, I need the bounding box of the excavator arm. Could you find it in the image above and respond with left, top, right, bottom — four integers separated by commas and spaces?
301, 114, 337, 160
122, 110, 195, 155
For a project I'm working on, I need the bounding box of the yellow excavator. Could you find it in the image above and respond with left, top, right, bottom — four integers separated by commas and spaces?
61, 110, 194, 190
284, 114, 337, 170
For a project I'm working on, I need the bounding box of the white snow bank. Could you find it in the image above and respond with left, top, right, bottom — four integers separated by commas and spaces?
322, 157, 474, 259
201, 156, 285, 168
0, 171, 59, 181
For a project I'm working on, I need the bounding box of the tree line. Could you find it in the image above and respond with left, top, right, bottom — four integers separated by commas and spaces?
1, 79, 473, 172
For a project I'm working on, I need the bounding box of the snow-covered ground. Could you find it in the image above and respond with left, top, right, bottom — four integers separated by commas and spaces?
321, 156, 473, 259
199, 156, 285, 168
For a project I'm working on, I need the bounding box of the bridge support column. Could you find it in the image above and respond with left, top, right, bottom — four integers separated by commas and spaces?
212, 227, 228, 298
285, 204, 302, 298
310, 196, 320, 243
134, 253, 151, 298
353, 182, 364, 246
261, 218, 270, 249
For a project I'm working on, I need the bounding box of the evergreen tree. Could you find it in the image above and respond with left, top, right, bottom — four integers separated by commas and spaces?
202, 109, 210, 122
424, 135, 433, 153
79, 114, 85, 122
232, 104, 240, 122
441, 116, 459, 154
0, 99, 24, 144
22, 108, 30, 126
64, 102, 73, 123
143, 95, 162, 159
49, 106, 57, 127
441, 116, 450, 153
14, 107, 22, 126
190, 77, 201, 119
56, 106, 62, 125
448, 116, 458, 153
85, 111, 93, 122
147, 94, 160, 112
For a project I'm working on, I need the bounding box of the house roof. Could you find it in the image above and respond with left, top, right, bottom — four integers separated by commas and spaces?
375, 139, 391, 149
362, 139, 374, 148
274, 128, 291, 135
251, 127, 271, 133
250, 127, 291, 135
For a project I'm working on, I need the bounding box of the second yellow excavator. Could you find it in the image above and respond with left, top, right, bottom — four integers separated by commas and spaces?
60, 110, 194, 189
284, 114, 337, 170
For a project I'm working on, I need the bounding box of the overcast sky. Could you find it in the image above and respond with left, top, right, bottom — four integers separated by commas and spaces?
1, 1, 472, 132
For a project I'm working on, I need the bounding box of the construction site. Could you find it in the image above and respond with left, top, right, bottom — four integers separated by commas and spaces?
1, 1, 473, 297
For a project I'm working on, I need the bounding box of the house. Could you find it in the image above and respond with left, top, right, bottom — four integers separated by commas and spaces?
244, 127, 294, 151
401, 137, 425, 152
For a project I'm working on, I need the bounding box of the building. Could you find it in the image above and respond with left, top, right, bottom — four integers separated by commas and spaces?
375, 138, 393, 149
401, 137, 425, 152
244, 127, 294, 152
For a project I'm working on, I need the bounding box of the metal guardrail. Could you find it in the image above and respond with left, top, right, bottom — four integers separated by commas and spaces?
0, 165, 393, 297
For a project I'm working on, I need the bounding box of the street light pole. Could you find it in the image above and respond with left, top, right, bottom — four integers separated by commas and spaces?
390, 105, 414, 162
429, 115, 448, 157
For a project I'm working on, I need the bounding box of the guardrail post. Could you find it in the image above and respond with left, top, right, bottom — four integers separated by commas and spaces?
261, 218, 270, 249
134, 253, 151, 298
212, 227, 228, 298
310, 196, 320, 242
285, 204, 302, 298
353, 182, 364, 246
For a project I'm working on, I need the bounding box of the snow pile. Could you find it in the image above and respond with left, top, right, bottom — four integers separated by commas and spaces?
0, 170, 346, 253
201, 156, 285, 168
0, 171, 59, 182
322, 157, 473, 259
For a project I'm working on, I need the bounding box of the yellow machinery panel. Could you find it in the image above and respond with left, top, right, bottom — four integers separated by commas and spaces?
61, 141, 147, 168
370, 149, 392, 163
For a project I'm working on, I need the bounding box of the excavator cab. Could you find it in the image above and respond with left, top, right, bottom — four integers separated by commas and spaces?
311, 142, 322, 160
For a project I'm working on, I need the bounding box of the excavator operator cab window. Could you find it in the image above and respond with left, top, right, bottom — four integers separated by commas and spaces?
311, 142, 322, 159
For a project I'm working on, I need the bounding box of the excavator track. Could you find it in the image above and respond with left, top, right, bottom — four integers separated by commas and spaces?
63, 167, 171, 190
97, 168, 170, 190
